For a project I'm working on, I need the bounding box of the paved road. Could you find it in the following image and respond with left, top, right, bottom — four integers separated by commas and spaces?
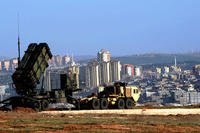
41, 108, 200, 115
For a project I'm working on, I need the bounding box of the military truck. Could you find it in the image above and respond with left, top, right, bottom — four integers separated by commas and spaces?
0, 43, 78, 111
79, 82, 140, 109
0, 43, 140, 111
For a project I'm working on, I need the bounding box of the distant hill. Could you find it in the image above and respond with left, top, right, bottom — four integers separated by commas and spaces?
113, 53, 200, 65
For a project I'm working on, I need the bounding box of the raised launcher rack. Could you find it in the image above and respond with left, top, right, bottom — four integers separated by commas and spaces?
12, 43, 52, 96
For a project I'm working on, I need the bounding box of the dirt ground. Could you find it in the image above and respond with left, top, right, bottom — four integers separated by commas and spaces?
0, 108, 200, 132
41, 108, 200, 116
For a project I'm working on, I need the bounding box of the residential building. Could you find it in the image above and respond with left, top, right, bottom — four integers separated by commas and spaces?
67, 65, 80, 89
62, 55, 71, 65
193, 64, 200, 76
97, 49, 111, 62
100, 61, 111, 84
121, 64, 134, 79
164, 66, 170, 73
135, 66, 142, 77
86, 61, 100, 88
10, 58, 18, 71
86, 49, 121, 87
110, 60, 121, 82
156, 67, 162, 74
54, 55, 62, 66
3, 60, 10, 71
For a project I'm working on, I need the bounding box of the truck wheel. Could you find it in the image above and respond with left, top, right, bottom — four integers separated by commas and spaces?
75, 100, 81, 110
33, 101, 41, 112
126, 98, 133, 109
117, 98, 125, 109
91, 99, 100, 110
41, 100, 49, 111
100, 98, 108, 109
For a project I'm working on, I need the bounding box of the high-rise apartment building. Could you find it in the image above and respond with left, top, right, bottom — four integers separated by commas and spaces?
121, 64, 134, 79
49, 55, 74, 66
11, 58, 18, 71
86, 49, 122, 87
67, 65, 80, 89
135, 66, 142, 77
97, 49, 111, 62
110, 60, 121, 82
55, 55, 62, 66
100, 61, 111, 84
62, 55, 71, 65
3, 60, 10, 71
86, 61, 100, 88
48, 56, 55, 66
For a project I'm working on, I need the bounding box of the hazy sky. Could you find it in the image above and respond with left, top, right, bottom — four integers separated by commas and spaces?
0, 0, 200, 57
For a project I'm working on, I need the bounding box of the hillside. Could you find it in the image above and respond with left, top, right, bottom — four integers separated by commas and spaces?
114, 53, 200, 65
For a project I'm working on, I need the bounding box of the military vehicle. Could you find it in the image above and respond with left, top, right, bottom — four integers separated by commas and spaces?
0, 43, 79, 111
0, 43, 140, 111
79, 82, 140, 109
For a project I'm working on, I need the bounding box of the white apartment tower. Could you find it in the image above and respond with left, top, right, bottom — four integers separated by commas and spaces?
86, 61, 100, 88
110, 60, 121, 82
85, 49, 122, 88
135, 66, 142, 77
97, 49, 111, 63
100, 61, 111, 84
4, 60, 10, 71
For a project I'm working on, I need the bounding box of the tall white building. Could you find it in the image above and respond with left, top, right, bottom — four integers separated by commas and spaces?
164, 66, 170, 73
55, 55, 62, 66
85, 49, 122, 87
135, 66, 142, 77
62, 55, 71, 65
11, 58, 18, 71
121, 64, 134, 79
100, 61, 111, 84
156, 67, 162, 74
110, 60, 121, 82
86, 61, 100, 88
3, 60, 10, 71
67, 65, 80, 89
97, 49, 111, 62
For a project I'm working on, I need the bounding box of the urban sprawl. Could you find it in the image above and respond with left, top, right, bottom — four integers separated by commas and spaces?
0, 49, 200, 107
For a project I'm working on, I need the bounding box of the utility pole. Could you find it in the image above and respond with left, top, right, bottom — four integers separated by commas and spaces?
17, 13, 21, 65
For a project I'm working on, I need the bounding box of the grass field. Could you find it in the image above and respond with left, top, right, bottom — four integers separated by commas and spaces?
1, 109, 200, 132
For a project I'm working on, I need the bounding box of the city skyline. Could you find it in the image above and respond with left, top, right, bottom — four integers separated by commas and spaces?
1, 1, 200, 57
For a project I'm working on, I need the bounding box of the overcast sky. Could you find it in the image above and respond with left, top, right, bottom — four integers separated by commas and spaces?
0, 0, 200, 57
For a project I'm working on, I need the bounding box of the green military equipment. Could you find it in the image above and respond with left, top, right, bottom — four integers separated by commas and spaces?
12, 43, 52, 96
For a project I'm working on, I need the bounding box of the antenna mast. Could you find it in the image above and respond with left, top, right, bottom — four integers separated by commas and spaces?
17, 13, 21, 64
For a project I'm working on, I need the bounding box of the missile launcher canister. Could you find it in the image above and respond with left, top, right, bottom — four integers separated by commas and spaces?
12, 43, 52, 96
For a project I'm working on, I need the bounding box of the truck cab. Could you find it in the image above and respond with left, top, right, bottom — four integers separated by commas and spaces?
80, 82, 141, 110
